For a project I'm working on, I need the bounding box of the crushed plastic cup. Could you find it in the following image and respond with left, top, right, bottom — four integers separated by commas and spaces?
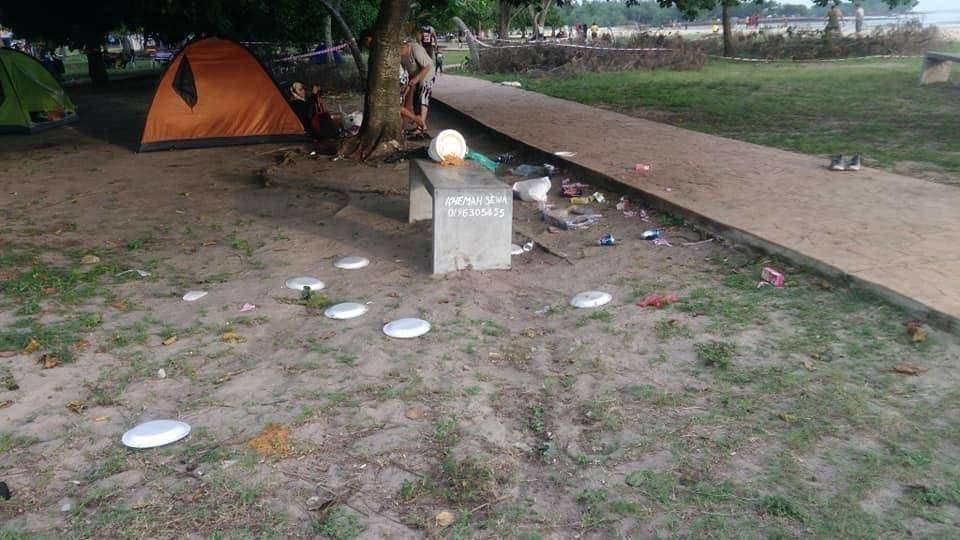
182, 291, 207, 302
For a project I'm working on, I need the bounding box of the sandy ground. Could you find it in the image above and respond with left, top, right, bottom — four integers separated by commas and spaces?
2, 78, 959, 538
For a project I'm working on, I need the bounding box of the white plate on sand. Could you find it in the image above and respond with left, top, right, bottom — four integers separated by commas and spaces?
334, 256, 369, 270
324, 302, 368, 320
383, 318, 431, 339
570, 291, 612, 309
122, 420, 191, 449
428, 129, 468, 162
285, 276, 325, 291
182, 291, 207, 302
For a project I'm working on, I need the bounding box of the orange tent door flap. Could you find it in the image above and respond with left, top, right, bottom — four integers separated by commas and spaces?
139, 38, 305, 151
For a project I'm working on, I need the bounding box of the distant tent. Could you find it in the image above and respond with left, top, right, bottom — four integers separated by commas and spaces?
139, 37, 306, 152
0, 48, 78, 134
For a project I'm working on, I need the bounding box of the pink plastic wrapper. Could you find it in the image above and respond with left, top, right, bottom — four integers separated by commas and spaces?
637, 293, 679, 309
760, 267, 785, 287
240, 303, 257, 312
634, 162, 652, 173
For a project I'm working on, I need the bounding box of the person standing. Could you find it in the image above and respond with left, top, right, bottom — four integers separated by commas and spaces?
825, 2, 844, 35
401, 36, 436, 134
855, 3, 865, 34
420, 25, 437, 60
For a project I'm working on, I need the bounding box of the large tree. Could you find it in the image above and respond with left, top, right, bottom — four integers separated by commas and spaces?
342, 0, 413, 160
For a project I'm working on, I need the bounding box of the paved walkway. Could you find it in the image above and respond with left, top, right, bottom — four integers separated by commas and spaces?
433, 75, 960, 332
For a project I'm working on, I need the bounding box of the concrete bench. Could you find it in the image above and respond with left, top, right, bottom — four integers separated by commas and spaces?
920, 51, 960, 85
409, 159, 512, 274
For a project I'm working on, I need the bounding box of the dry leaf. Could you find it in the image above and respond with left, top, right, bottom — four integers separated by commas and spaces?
23, 338, 41, 354
42, 287, 57, 295
111, 299, 127, 310
893, 363, 922, 376
81, 255, 100, 265
777, 412, 795, 423
201, 240, 217, 247
66, 400, 85, 413
435, 510, 456, 528
73, 340, 90, 351
905, 321, 927, 343
405, 406, 425, 421
0, 400, 13, 409
38, 354, 60, 369
214, 374, 232, 385
162, 336, 178, 346
387, 292, 400, 298
437, 298, 450, 304
802, 360, 815, 371
0, 351, 17, 358
131, 498, 149, 510
220, 331, 246, 344
90, 415, 109, 423
181, 192, 191, 198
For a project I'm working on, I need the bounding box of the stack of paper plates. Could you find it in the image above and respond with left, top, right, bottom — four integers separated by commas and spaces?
324, 302, 368, 320
121, 420, 191, 449
570, 291, 612, 308
285, 276, 325, 291
383, 318, 431, 338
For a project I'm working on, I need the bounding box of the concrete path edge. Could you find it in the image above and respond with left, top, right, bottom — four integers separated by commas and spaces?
432, 98, 959, 335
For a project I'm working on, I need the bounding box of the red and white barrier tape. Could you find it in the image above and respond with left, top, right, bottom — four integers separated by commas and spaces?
275, 42, 351, 63
474, 39, 673, 52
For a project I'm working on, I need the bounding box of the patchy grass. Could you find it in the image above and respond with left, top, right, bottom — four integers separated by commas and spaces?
312, 507, 366, 540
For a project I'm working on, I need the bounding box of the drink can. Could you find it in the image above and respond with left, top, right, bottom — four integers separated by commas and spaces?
761, 267, 785, 287
641, 229, 661, 240
599, 234, 615, 246
592, 192, 606, 204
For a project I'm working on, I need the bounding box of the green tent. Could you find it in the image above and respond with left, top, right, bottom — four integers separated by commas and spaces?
0, 48, 77, 134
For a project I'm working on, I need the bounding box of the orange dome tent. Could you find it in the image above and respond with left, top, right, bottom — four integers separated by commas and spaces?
139, 38, 306, 152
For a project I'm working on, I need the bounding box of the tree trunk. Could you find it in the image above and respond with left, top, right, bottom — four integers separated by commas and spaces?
452, 16, 482, 70
722, 2, 733, 57
528, 5, 539, 39
341, 0, 410, 160
497, 0, 511, 41
318, 0, 366, 89
323, 13, 334, 63
85, 48, 109, 84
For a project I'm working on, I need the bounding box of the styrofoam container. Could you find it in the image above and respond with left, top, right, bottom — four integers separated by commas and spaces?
383, 318, 431, 339
428, 129, 468, 162
122, 420, 191, 449
511, 244, 524, 255
285, 276, 325, 291
324, 302, 368, 320
334, 256, 369, 270
513, 177, 551, 202
570, 291, 612, 308
182, 291, 207, 302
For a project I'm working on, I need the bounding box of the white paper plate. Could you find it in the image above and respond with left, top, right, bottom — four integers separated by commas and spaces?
428, 129, 468, 162
570, 291, 612, 309
324, 302, 369, 320
383, 318, 431, 339
285, 276, 325, 291
182, 291, 207, 302
334, 256, 369, 270
121, 419, 191, 449
511, 244, 524, 255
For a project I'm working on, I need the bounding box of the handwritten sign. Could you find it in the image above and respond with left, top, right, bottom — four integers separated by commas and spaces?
443, 192, 509, 219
